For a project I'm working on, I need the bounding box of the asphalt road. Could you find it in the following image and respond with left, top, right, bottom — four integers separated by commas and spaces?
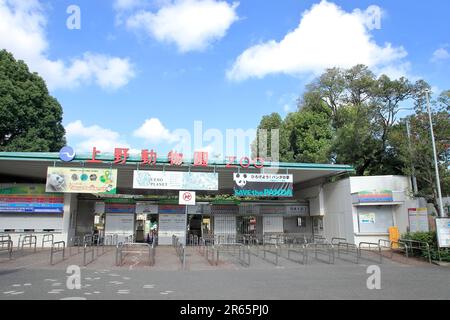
0, 246, 449, 300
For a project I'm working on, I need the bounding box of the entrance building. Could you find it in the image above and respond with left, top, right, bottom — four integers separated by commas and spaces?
0, 151, 420, 247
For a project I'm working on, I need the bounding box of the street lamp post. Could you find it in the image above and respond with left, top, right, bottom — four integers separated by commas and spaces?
424, 89, 445, 217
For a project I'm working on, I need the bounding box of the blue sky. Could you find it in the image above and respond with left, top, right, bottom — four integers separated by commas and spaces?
1, 0, 449, 159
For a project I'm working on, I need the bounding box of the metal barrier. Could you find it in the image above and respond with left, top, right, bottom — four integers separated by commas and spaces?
309, 242, 335, 264
42, 233, 54, 248
378, 239, 409, 259
21, 235, 37, 253
262, 242, 280, 265
50, 241, 65, 265
172, 236, 186, 270
358, 242, 382, 264
0, 235, 13, 260
336, 242, 358, 264
399, 239, 432, 264
287, 243, 308, 265
206, 245, 219, 266
115, 242, 155, 267
83, 234, 95, 266
69, 236, 82, 255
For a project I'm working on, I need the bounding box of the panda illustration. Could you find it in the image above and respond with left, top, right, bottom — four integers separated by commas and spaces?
46, 173, 66, 192
234, 173, 248, 188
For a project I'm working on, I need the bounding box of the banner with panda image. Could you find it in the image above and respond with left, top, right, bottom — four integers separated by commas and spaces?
233, 173, 293, 197
46, 167, 117, 194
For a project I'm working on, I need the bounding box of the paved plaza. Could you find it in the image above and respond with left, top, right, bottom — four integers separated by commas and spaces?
0, 245, 449, 300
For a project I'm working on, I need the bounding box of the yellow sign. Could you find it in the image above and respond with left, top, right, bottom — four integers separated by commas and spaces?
46, 167, 117, 194
389, 226, 399, 248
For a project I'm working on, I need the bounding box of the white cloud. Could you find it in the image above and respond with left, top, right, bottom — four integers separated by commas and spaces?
227, 0, 408, 81
431, 47, 450, 63
133, 118, 180, 143
126, 0, 239, 52
0, 0, 135, 90
113, 0, 145, 11
65, 120, 135, 153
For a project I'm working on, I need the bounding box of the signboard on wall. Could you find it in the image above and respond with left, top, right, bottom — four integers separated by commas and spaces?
158, 214, 186, 245
133, 171, 218, 191
408, 208, 429, 232
436, 218, 450, 248
46, 167, 117, 194
357, 190, 393, 203
359, 212, 376, 224
135, 202, 158, 214
233, 173, 293, 197
105, 203, 135, 213
0, 185, 64, 214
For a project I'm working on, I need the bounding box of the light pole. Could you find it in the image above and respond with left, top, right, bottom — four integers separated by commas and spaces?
424, 89, 445, 217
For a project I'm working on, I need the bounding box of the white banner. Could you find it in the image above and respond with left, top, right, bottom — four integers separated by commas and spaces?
133, 171, 218, 191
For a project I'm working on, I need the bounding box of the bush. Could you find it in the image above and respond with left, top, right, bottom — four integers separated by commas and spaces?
401, 231, 450, 262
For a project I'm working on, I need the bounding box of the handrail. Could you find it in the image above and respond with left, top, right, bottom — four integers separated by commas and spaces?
336, 242, 358, 264
115, 242, 155, 267
83, 241, 95, 266
399, 238, 432, 264
358, 242, 382, 264
262, 242, 280, 265
0, 239, 13, 260
378, 239, 409, 259
309, 242, 335, 264
172, 236, 186, 270
50, 241, 65, 265
21, 235, 37, 253
42, 233, 54, 248
287, 243, 308, 265
69, 236, 81, 256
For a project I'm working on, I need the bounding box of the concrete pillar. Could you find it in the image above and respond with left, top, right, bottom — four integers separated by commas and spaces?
62, 193, 78, 245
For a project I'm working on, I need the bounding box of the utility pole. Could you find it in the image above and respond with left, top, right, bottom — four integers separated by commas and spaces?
406, 119, 419, 194
424, 89, 445, 217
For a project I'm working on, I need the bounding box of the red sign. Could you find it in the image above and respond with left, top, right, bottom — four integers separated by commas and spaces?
85, 147, 264, 168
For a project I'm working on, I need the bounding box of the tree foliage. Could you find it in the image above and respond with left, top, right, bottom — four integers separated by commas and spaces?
0, 50, 66, 152
253, 64, 450, 204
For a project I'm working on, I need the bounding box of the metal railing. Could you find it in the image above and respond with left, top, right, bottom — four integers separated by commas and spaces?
172, 236, 186, 270
262, 242, 280, 265
378, 239, 409, 259
308, 242, 335, 264
206, 245, 219, 266
358, 242, 382, 264
336, 242, 358, 264
105, 234, 118, 246
69, 236, 82, 256
83, 234, 95, 266
115, 242, 155, 267
0, 235, 13, 260
50, 241, 65, 265
42, 233, 54, 248
399, 239, 432, 264
21, 235, 37, 253
287, 243, 308, 265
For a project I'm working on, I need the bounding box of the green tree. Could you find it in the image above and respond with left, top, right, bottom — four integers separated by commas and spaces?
0, 50, 66, 152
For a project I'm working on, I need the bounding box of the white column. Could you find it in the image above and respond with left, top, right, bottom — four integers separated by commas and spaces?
62, 193, 78, 244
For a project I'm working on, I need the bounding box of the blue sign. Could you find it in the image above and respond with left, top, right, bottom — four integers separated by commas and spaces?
59, 146, 76, 162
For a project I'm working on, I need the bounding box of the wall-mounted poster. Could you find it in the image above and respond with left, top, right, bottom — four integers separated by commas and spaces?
46, 167, 117, 194
133, 171, 218, 191
436, 218, 450, 248
233, 173, 293, 197
359, 212, 376, 224
408, 208, 429, 232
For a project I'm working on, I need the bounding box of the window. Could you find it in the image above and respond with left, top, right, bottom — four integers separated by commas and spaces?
357, 206, 394, 233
